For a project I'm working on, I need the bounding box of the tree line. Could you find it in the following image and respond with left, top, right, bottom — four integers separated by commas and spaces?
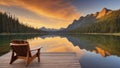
0, 12, 40, 33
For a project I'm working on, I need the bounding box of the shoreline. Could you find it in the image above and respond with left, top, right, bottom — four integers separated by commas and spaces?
0, 33, 40, 35
0, 33, 120, 36
82, 33, 120, 36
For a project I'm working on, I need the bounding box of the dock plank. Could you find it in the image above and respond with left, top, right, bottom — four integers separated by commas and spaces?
0, 52, 81, 68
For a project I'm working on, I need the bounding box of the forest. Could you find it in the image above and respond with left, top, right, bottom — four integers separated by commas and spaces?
0, 12, 40, 33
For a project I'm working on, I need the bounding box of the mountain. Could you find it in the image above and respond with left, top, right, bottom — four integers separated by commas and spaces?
40, 27, 51, 31
40, 27, 59, 32
67, 14, 96, 30
40, 27, 65, 32
66, 8, 112, 31
65, 8, 120, 33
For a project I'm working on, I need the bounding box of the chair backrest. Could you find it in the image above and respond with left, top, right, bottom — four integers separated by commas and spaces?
10, 40, 31, 57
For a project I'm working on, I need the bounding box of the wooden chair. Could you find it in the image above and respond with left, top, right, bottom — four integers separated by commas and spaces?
9, 39, 42, 66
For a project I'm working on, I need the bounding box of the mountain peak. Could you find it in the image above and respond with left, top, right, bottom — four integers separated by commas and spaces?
97, 8, 112, 18
102, 7, 108, 11
101, 7, 111, 12
40, 27, 59, 31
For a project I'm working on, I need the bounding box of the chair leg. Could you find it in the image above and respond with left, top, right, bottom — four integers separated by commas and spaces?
26, 57, 32, 66
9, 56, 17, 64
37, 49, 40, 62
26, 53, 31, 66
10, 51, 17, 64
38, 55, 40, 62
26, 60, 30, 66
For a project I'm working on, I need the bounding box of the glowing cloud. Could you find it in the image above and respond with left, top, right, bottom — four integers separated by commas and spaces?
0, 0, 81, 29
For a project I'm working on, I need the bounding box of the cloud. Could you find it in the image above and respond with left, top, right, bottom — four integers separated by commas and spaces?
18, 16, 68, 29
0, 0, 81, 29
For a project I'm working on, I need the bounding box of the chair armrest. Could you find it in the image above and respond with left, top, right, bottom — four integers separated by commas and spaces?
30, 47, 43, 51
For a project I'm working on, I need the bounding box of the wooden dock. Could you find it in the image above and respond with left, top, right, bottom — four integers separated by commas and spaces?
0, 52, 81, 68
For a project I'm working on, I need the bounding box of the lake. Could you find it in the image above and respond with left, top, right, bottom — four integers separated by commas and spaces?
0, 34, 120, 68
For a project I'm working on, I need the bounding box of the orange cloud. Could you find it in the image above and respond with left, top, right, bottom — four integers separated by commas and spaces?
18, 16, 44, 28
0, 0, 81, 29
18, 16, 69, 29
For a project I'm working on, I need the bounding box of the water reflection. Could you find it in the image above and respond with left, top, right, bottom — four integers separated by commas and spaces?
27, 36, 82, 56
66, 35, 120, 57
0, 34, 120, 68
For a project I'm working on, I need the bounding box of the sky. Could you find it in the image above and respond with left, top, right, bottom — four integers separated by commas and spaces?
0, 0, 120, 29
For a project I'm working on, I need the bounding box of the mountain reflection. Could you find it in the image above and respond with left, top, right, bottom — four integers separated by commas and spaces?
64, 34, 120, 57
94, 47, 111, 57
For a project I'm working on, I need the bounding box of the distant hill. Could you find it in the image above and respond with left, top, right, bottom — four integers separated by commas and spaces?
40, 27, 59, 32
65, 8, 120, 33
0, 12, 40, 33
40, 27, 65, 32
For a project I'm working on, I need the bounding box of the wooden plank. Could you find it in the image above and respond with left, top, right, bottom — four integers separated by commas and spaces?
0, 52, 81, 68
41, 52, 76, 54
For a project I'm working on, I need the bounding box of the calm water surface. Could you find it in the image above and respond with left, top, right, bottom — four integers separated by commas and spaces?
0, 34, 120, 68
